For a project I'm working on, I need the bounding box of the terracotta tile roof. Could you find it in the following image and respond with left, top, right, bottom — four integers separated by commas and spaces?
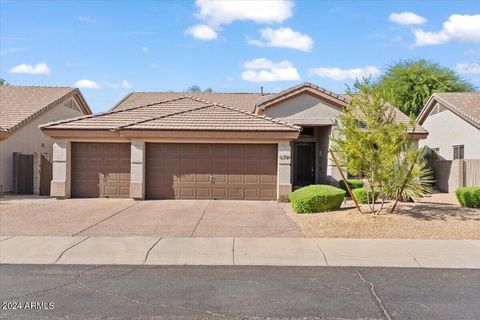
0, 86, 91, 132
41, 96, 300, 132
430, 92, 480, 128
256, 82, 350, 107
111, 92, 268, 113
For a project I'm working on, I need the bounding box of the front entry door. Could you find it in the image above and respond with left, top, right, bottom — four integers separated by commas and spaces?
293, 142, 315, 188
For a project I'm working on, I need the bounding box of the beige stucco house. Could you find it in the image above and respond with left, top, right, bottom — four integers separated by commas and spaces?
0, 86, 91, 194
417, 92, 480, 160
40, 82, 427, 200
417, 92, 480, 192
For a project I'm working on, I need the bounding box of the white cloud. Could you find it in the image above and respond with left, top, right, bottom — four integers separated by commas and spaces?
105, 80, 133, 89
74, 79, 100, 89
248, 27, 313, 52
243, 57, 290, 70
141, 46, 149, 53
309, 65, 381, 81
389, 12, 426, 25
226, 76, 233, 81
185, 24, 218, 40
241, 58, 300, 82
77, 16, 95, 22
149, 63, 161, 68
456, 62, 480, 74
413, 14, 480, 46
194, 0, 293, 27
9, 62, 50, 75
185, 0, 293, 40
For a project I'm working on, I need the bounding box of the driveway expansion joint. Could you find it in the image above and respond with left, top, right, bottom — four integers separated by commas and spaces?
312, 238, 330, 266
190, 200, 211, 237
54, 236, 90, 264
143, 237, 162, 264
71, 202, 140, 236
0, 236, 15, 243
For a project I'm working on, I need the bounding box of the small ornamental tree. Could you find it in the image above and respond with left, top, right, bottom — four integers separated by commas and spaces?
332, 79, 410, 214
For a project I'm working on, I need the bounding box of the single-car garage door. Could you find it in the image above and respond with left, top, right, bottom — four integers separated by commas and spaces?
71, 143, 131, 198
146, 143, 277, 200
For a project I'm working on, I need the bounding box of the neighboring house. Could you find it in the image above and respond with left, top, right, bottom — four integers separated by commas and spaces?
40, 82, 427, 200
0, 86, 91, 194
417, 92, 480, 191
417, 92, 480, 160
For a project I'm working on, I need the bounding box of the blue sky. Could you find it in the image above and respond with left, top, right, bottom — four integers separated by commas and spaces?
1, 0, 479, 112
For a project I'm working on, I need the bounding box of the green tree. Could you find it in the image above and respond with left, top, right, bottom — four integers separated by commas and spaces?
186, 85, 202, 93
376, 59, 475, 116
332, 79, 409, 213
186, 85, 213, 93
0, 79, 9, 86
333, 78, 434, 214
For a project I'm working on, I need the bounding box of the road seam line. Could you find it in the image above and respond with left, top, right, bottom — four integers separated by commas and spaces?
355, 269, 392, 320
72, 202, 140, 236
311, 238, 330, 266
190, 200, 211, 237
54, 236, 90, 264
143, 237, 162, 264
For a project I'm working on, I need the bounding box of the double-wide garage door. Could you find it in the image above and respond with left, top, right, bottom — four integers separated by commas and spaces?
71, 142, 277, 200
71, 143, 131, 198
146, 143, 277, 200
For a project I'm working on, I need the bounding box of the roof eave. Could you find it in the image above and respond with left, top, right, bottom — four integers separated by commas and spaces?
0, 130, 11, 141
41, 128, 300, 140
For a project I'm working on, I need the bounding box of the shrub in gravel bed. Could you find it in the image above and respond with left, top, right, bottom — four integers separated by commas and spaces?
351, 187, 378, 204
290, 185, 346, 213
455, 187, 480, 208
339, 179, 364, 192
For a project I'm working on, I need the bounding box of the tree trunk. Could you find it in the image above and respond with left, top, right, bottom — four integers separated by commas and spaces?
329, 149, 362, 214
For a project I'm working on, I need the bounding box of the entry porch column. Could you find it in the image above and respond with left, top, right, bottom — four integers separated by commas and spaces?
50, 140, 71, 198
130, 140, 145, 200
277, 141, 292, 199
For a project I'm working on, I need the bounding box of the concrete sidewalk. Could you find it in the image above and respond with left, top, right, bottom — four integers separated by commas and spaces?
0, 236, 479, 268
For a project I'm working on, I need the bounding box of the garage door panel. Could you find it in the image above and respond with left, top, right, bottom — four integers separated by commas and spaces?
146, 143, 277, 200
71, 143, 130, 198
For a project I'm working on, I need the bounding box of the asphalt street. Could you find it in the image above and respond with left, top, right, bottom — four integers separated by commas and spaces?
0, 265, 479, 320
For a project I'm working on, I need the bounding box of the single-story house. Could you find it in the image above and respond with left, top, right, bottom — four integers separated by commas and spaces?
40, 82, 427, 200
417, 92, 480, 160
417, 92, 480, 192
0, 86, 91, 194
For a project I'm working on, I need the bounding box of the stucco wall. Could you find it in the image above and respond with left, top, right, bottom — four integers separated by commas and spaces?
264, 94, 343, 185
418, 107, 480, 160
264, 94, 341, 125
0, 97, 85, 193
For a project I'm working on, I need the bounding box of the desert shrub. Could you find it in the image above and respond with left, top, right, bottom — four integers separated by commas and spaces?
339, 179, 364, 192
454, 187, 480, 208
290, 185, 346, 213
352, 187, 378, 204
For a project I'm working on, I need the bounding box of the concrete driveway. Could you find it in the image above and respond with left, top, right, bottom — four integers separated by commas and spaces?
0, 197, 301, 237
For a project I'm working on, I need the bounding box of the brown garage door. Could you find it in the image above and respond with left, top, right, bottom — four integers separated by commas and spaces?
146, 143, 277, 200
71, 143, 131, 198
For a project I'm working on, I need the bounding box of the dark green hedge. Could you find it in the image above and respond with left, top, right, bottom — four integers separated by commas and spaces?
455, 187, 480, 208
339, 179, 364, 192
290, 185, 346, 213
351, 187, 378, 204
